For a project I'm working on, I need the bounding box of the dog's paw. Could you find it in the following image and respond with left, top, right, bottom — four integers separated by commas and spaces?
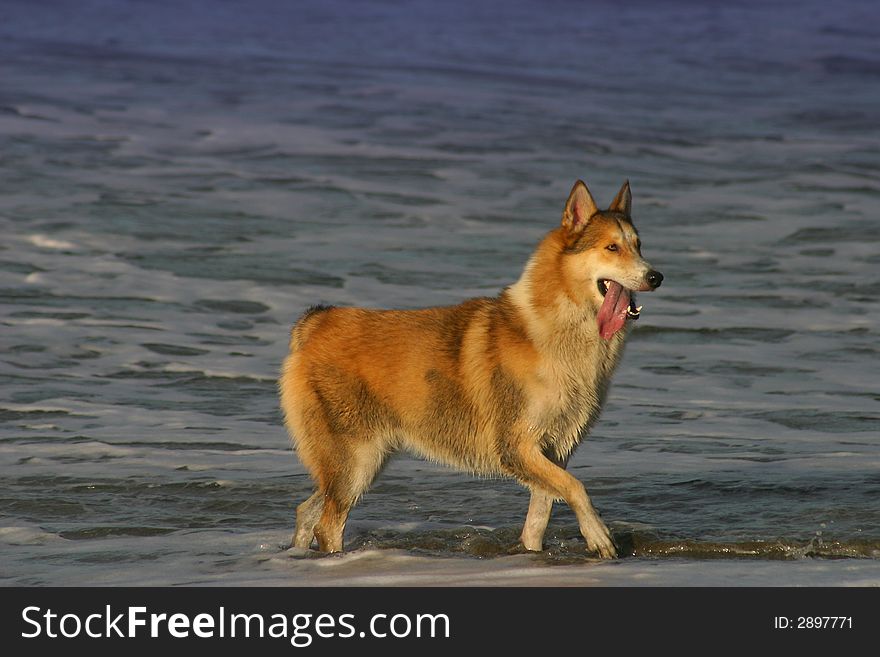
520, 536, 544, 552
583, 522, 618, 559
588, 538, 618, 559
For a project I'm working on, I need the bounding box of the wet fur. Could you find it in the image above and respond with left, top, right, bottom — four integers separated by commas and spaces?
279, 180, 659, 557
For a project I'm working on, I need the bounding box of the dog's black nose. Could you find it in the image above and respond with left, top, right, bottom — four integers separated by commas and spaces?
646, 270, 664, 289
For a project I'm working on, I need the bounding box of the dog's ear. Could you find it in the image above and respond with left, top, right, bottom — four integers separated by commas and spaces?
609, 180, 632, 217
562, 180, 598, 233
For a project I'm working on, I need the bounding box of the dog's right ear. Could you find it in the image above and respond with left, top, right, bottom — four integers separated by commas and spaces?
561, 180, 598, 234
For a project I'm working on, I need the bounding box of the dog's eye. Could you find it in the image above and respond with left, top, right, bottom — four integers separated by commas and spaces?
606, 244, 618, 252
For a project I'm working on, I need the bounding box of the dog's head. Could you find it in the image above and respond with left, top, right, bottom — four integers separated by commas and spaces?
559, 180, 663, 340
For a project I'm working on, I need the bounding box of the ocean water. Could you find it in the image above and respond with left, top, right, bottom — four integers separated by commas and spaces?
1, 0, 879, 586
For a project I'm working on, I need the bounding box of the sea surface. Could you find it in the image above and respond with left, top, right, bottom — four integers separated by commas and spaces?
1, 0, 879, 586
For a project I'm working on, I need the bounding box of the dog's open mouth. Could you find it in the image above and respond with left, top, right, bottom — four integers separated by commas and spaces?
596, 279, 641, 340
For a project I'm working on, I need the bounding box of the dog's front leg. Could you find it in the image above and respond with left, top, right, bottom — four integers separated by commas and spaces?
520, 450, 569, 551
506, 442, 617, 559
521, 489, 554, 551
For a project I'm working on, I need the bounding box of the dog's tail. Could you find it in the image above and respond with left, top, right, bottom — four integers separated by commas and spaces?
289, 304, 334, 351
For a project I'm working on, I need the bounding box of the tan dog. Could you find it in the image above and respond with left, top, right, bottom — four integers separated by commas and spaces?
279, 180, 663, 557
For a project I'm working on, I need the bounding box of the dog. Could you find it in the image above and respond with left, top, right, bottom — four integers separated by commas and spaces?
279, 180, 663, 557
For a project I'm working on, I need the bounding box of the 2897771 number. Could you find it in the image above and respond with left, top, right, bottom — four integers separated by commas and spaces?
774, 617, 852, 629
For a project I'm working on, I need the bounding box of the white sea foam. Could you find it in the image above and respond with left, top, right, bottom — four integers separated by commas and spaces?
0, 525, 65, 546
27, 235, 76, 250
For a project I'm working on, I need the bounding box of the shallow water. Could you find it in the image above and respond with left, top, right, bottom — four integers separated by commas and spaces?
1, 0, 879, 586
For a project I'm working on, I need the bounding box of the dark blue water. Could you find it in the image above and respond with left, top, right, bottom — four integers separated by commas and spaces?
1, 0, 879, 585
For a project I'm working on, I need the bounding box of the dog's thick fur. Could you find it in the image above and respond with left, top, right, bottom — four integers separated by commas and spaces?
279, 180, 662, 557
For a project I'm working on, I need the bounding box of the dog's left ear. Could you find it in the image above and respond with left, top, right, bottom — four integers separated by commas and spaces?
609, 180, 632, 217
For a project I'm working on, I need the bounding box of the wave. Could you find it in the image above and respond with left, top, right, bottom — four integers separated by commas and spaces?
344, 527, 880, 561
621, 536, 880, 561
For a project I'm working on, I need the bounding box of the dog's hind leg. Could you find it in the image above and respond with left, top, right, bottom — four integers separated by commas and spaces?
292, 490, 324, 549
506, 442, 616, 559
313, 440, 389, 553
520, 451, 570, 551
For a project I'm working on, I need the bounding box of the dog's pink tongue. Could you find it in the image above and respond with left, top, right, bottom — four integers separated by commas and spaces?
597, 281, 631, 340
